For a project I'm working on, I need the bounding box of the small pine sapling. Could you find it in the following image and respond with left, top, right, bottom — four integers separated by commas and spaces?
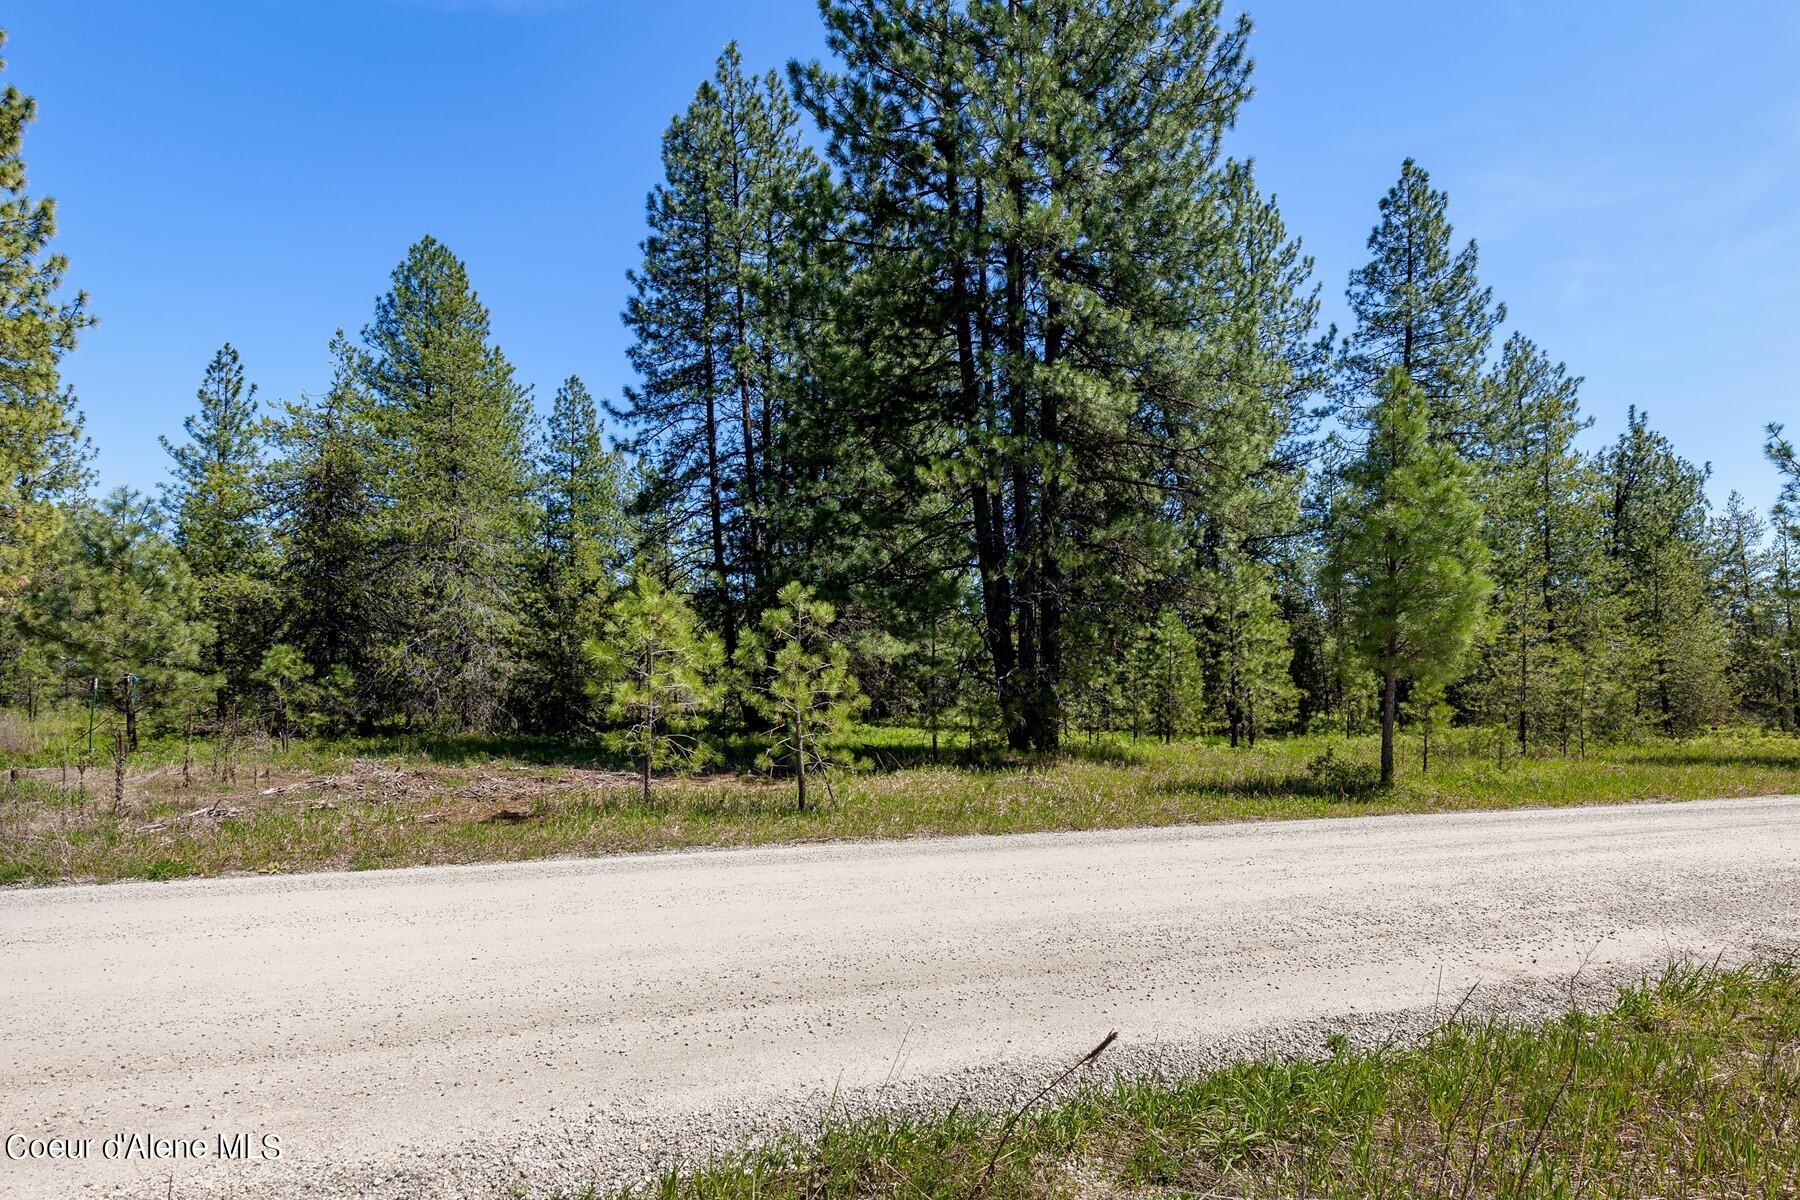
740, 582, 866, 812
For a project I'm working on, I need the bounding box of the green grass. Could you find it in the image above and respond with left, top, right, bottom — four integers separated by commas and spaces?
613, 961, 1800, 1200
2, 718, 1797, 885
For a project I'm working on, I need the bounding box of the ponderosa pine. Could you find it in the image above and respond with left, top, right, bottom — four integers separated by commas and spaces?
523, 375, 630, 730
265, 332, 381, 695
1342, 160, 1503, 450
796, 0, 1321, 752
362, 237, 533, 731
161, 343, 276, 708
0, 28, 92, 616
1328, 368, 1491, 786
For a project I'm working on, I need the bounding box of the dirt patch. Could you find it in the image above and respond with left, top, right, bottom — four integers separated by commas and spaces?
16, 757, 653, 826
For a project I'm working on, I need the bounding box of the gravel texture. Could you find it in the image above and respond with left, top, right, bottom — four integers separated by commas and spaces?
3, 795, 1798, 1199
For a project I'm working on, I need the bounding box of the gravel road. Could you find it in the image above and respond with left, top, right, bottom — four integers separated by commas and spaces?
4, 796, 1798, 1199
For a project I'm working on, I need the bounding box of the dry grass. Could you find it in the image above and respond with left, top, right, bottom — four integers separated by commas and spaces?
2, 723, 1797, 886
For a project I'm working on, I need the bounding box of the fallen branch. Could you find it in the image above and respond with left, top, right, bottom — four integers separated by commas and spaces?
971, 1030, 1118, 1198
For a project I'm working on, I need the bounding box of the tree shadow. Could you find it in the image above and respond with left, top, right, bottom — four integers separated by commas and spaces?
346, 732, 627, 769
1611, 749, 1800, 771
1155, 771, 1387, 802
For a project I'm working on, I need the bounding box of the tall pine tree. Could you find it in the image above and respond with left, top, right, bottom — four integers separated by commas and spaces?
265, 331, 380, 696
161, 343, 275, 708
1469, 333, 1615, 751
522, 375, 629, 730
0, 27, 92, 616
363, 237, 533, 731
1341, 159, 1502, 449
797, 0, 1320, 751
1603, 409, 1731, 734
615, 44, 833, 658
1328, 368, 1491, 786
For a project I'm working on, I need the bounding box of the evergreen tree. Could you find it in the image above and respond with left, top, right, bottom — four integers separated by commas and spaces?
1131, 610, 1207, 744
891, 583, 979, 759
586, 573, 721, 804
1328, 368, 1492, 786
796, 0, 1320, 752
1770, 425, 1800, 728
363, 237, 533, 730
20, 490, 212, 749
265, 331, 380, 695
1708, 491, 1778, 724
740, 581, 864, 810
1766, 518, 1800, 732
1342, 159, 1502, 448
1542, 541, 1638, 754
252, 642, 314, 752
615, 44, 833, 658
0, 28, 92, 615
1202, 556, 1296, 747
1603, 409, 1731, 734
523, 375, 629, 730
1770, 424, 1800, 510
1470, 334, 1612, 751
1062, 619, 1126, 745
161, 343, 276, 706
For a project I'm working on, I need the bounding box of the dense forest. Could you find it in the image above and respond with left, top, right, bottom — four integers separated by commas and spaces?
4, 5, 1798, 794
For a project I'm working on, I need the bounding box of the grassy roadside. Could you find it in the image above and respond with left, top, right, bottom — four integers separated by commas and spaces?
2, 720, 1798, 885
616, 962, 1800, 1200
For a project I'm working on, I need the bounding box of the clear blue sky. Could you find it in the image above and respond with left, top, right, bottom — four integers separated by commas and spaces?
9, 0, 1798, 512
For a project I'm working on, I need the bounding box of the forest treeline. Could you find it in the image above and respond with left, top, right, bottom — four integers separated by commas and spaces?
4, 6, 1799, 790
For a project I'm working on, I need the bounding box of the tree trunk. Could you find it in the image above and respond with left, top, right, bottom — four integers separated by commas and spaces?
123, 676, 139, 753
796, 721, 807, 813
1380, 664, 1398, 788
641, 715, 653, 807
111, 730, 128, 816
700, 213, 735, 661
1517, 623, 1529, 753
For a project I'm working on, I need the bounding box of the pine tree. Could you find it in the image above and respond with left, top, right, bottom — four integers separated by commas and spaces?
265, 331, 380, 695
1769, 425, 1800, 728
1771, 424, 1800, 510
1131, 610, 1207, 744
161, 343, 275, 707
797, 0, 1322, 753
253, 642, 313, 753
1342, 159, 1503, 448
740, 581, 864, 811
1062, 621, 1126, 745
1328, 368, 1492, 786
1708, 491, 1777, 723
1203, 556, 1296, 747
0, 28, 92, 615
586, 574, 721, 804
615, 45, 833, 658
1603, 409, 1731, 734
1766, 518, 1800, 732
523, 375, 629, 730
363, 237, 533, 730
20, 490, 212, 749
1471, 334, 1609, 752
892, 582, 979, 759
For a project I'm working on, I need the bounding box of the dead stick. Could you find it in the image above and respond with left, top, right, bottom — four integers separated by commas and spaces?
971, 1030, 1117, 1199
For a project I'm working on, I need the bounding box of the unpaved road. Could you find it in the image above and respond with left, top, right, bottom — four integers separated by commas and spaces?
4, 796, 1799, 1199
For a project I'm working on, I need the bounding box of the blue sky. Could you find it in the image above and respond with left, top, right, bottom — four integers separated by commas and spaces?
8, 1, 1799, 512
